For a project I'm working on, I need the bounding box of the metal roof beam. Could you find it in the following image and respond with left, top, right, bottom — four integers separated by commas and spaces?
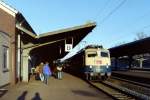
16, 24, 37, 38
22, 38, 65, 50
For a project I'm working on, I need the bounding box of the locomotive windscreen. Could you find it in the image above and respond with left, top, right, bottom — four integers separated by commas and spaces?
87, 52, 97, 57
101, 52, 109, 57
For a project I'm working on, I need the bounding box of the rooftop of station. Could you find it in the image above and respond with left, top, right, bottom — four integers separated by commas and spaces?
109, 37, 150, 57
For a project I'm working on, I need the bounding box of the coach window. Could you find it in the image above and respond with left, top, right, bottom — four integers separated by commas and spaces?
2, 45, 9, 72
101, 52, 108, 57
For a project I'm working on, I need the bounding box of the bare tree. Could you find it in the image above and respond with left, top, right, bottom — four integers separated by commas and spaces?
134, 32, 148, 40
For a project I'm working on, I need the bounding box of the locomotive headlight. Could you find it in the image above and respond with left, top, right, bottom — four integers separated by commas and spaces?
106, 66, 109, 68
106, 63, 109, 68
89, 65, 92, 69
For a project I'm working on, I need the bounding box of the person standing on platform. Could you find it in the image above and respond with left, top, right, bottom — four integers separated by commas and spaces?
43, 62, 52, 84
35, 65, 40, 80
39, 62, 44, 82
57, 65, 63, 79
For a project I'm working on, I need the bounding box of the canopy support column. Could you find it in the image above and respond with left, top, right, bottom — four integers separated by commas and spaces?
22, 48, 31, 82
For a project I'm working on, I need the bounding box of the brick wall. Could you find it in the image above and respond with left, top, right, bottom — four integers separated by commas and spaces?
0, 8, 15, 35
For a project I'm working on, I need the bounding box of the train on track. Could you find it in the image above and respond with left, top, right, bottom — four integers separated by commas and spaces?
64, 45, 111, 80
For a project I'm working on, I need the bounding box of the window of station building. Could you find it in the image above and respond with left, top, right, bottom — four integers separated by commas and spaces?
2, 45, 9, 72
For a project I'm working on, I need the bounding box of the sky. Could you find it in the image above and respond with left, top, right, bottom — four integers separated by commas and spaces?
3, 0, 150, 58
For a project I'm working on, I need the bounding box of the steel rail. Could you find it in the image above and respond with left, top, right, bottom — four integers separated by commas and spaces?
88, 81, 135, 100
103, 81, 150, 100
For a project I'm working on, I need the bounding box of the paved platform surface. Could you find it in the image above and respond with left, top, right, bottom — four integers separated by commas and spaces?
0, 73, 112, 100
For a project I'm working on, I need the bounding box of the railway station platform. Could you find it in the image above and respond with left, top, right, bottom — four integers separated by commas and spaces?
112, 70, 150, 85
0, 72, 112, 100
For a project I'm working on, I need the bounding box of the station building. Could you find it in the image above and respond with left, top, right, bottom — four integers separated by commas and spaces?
0, 1, 36, 87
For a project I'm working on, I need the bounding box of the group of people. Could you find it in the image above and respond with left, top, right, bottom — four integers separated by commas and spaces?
34, 61, 63, 84
35, 62, 52, 84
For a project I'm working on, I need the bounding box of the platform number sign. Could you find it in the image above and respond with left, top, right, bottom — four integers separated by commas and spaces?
65, 44, 72, 52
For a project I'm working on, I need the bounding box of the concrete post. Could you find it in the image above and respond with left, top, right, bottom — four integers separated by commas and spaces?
140, 59, 143, 68
139, 58, 145, 68
115, 57, 118, 70
22, 49, 30, 82
128, 56, 133, 70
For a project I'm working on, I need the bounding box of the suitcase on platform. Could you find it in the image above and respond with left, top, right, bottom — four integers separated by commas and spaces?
35, 74, 40, 80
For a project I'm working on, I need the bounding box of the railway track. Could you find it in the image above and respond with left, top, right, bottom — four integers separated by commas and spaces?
109, 76, 150, 98
112, 72, 150, 85
111, 76, 150, 89
89, 81, 135, 100
89, 80, 150, 100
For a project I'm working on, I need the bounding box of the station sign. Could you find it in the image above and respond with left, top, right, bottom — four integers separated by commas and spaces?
65, 44, 72, 52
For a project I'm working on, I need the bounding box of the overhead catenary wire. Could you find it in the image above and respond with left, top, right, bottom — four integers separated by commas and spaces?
91, 0, 127, 44
91, 0, 127, 47
92, 0, 150, 48
99, 0, 127, 24
94, 0, 111, 20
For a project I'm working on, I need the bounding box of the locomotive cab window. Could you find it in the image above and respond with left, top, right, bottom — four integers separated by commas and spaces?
87, 52, 97, 57
101, 52, 108, 57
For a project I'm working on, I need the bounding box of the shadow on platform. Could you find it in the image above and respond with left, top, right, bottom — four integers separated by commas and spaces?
17, 91, 28, 100
0, 89, 8, 98
31, 92, 42, 100
17, 91, 42, 100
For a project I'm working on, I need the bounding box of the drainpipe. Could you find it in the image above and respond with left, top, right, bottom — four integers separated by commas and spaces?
17, 33, 21, 82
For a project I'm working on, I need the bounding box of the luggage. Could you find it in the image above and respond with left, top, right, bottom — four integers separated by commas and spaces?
35, 74, 40, 80
40, 73, 44, 81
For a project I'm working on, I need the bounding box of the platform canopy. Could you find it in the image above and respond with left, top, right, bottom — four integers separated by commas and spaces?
26, 22, 96, 64
15, 10, 96, 65
109, 37, 150, 57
